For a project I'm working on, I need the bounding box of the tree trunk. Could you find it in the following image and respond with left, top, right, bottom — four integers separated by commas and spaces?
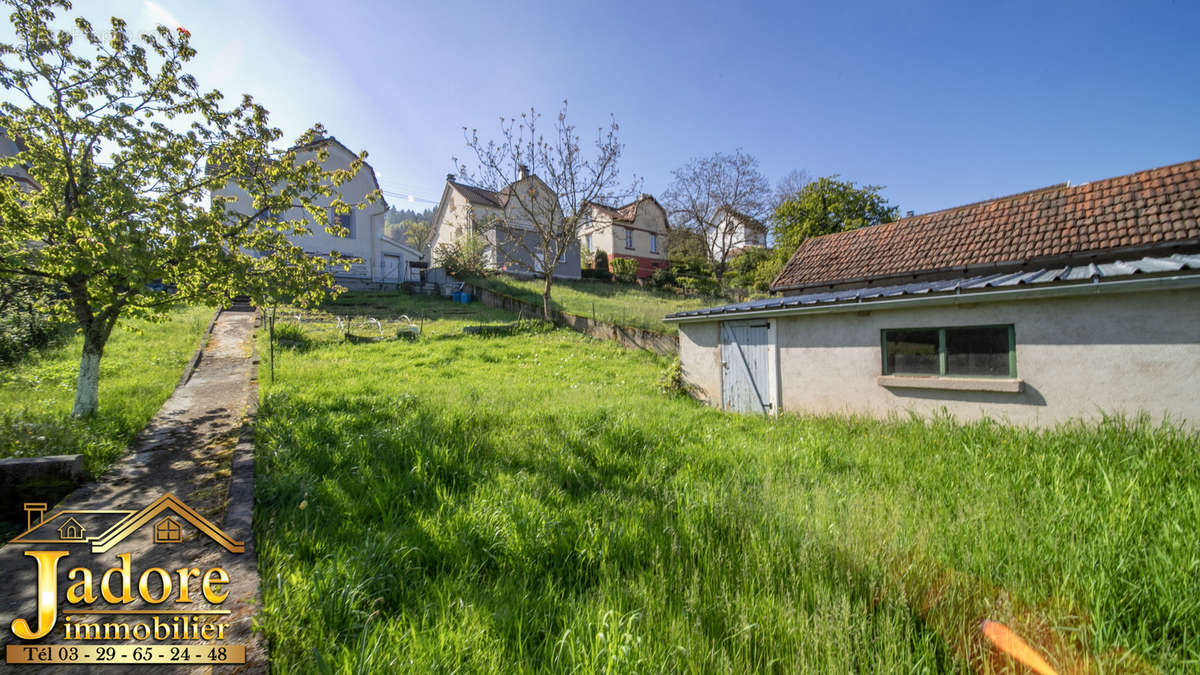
541, 273, 553, 320
70, 318, 116, 419
71, 332, 104, 418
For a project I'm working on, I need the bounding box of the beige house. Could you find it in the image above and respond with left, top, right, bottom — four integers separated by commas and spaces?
667, 159, 1200, 428
212, 135, 423, 287
580, 195, 669, 279
429, 167, 581, 279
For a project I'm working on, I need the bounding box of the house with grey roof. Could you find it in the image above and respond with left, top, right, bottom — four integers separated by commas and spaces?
429, 167, 581, 279
666, 158, 1200, 427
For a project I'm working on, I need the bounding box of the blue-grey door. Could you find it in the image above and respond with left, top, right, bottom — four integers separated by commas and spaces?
721, 321, 770, 414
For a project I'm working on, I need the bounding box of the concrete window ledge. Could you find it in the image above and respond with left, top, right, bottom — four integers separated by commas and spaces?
877, 375, 1024, 393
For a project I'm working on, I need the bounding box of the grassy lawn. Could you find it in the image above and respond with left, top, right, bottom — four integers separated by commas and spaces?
254, 292, 1199, 672
0, 305, 214, 477
465, 276, 726, 333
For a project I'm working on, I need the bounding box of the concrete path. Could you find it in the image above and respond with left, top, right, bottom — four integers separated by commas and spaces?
0, 307, 265, 673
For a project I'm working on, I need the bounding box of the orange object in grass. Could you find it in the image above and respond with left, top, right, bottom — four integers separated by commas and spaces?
981, 620, 1058, 675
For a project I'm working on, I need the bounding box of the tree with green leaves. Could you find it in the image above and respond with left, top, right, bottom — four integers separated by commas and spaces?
770, 176, 899, 264
0, 0, 370, 417
397, 219, 434, 252
725, 246, 776, 293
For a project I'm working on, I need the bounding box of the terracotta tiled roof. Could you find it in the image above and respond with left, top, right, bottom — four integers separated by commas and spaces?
586, 194, 664, 223
772, 159, 1200, 291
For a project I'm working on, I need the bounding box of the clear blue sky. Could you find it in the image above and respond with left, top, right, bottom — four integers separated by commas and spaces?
38, 1, 1200, 214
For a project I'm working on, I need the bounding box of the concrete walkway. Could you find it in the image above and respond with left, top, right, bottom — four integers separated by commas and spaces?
0, 307, 265, 673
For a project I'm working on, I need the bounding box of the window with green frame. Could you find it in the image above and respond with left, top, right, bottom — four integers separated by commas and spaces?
881, 325, 1016, 378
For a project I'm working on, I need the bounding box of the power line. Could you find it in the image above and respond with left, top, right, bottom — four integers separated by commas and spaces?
379, 187, 440, 206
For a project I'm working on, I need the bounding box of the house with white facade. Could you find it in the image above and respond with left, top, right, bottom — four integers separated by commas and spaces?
429, 167, 581, 279
212, 135, 423, 288
580, 194, 669, 279
709, 206, 767, 262
668, 159, 1200, 428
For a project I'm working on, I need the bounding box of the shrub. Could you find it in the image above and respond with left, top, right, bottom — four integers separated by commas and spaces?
0, 278, 63, 364
580, 268, 612, 281
610, 257, 638, 283
658, 355, 693, 396
433, 234, 490, 278
676, 275, 721, 297
593, 250, 609, 272
648, 267, 676, 288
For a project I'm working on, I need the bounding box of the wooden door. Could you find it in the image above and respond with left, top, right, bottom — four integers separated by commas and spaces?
721, 321, 771, 414
381, 254, 404, 284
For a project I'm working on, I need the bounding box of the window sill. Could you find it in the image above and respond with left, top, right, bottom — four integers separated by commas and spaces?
877, 375, 1024, 393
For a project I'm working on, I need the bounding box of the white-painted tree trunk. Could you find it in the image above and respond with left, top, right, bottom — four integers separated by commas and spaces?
71, 342, 102, 418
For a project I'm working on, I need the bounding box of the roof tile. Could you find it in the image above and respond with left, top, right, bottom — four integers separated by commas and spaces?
772, 158, 1200, 291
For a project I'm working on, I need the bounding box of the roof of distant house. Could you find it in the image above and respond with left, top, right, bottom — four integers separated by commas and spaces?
717, 205, 765, 232
586, 194, 665, 222
448, 179, 504, 208
772, 158, 1200, 292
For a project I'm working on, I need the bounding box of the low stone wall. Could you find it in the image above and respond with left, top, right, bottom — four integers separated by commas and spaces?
465, 284, 679, 357
0, 454, 84, 525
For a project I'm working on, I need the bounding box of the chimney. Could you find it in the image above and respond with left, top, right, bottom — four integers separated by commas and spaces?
446, 173, 456, 182
24, 502, 47, 532
517, 164, 529, 180
639, 193, 650, 201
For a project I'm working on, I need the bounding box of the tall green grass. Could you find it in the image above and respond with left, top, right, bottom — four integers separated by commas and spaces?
0, 305, 214, 476
466, 276, 724, 334
254, 297, 1199, 672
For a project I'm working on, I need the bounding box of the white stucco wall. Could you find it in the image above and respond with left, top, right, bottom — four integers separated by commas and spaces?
677, 286, 1200, 428
212, 141, 404, 283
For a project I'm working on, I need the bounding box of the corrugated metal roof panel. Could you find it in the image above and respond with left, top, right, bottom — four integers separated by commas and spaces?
1171, 253, 1200, 268
664, 253, 1200, 320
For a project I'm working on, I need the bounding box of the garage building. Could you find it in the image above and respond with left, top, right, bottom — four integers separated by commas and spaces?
665, 159, 1200, 427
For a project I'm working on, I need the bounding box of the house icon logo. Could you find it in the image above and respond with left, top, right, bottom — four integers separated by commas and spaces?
56, 516, 86, 541
8, 493, 244, 554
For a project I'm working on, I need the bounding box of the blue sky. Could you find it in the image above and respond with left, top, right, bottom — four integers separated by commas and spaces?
33, 1, 1200, 214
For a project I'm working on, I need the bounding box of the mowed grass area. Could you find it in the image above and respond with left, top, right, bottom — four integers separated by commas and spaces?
466, 276, 725, 333
254, 292, 1200, 672
0, 305, 213, 476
